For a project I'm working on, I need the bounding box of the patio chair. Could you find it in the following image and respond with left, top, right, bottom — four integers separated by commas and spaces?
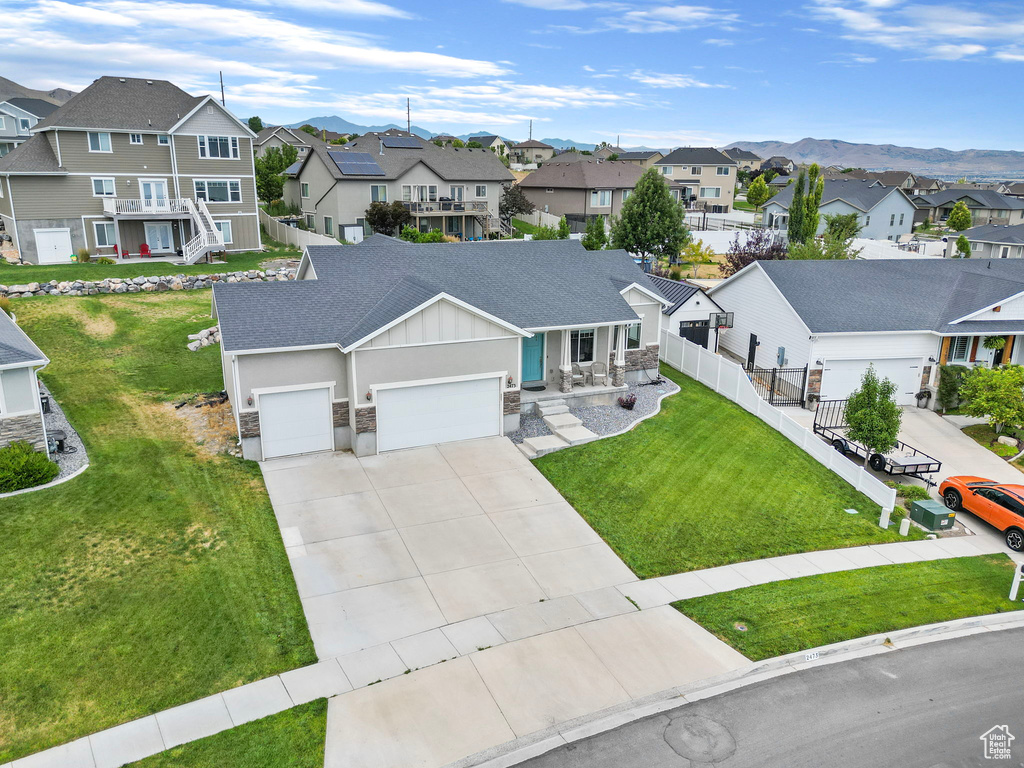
571, 363, 587, 387
139, 243, 152, 258
591, 361, 608, 386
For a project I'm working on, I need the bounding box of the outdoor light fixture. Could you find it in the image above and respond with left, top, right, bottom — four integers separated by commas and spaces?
815, 359, 823, 365
247, 396, 253, 406
365, 390, 372, 401
928, 357, 936, 363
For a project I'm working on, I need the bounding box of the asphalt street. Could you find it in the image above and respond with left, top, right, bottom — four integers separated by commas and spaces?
518, 628, 1024, 768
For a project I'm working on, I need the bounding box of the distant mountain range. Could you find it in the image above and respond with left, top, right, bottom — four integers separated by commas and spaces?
723, 137, 1024, 179
0, 76, 75, 105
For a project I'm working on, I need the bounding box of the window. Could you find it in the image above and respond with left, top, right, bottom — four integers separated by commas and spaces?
899, 213, 905, 226
93, 221, 116, 247
214, 220, 233, 244
0, 116, 5, 130
716, 166, 730, 176
194, 179, 241, 203
865, 215, 871, 226
622, 189, 632, 202
591, 189, 611, 207
323, 216, 333, 236
626, 323, 641, 350
446, 216, 461, 234
661, 166, 672, 175
91, 177, 115, 197
691, 166, 701, 175
158, 135, 170, 146
371, 184, 387, 203
671, 190, 680, 201
88, 132, 112, 152
300, 182, 310, 198
198, 135, 239, 159
949, 336, 970, 363
972, 241, 983, 251
129, 133, 143, 145
699, 187, 722, 198
890, 213, 896, 226
19, 118, 29, 131
475, 184, 487, 198
570, 329, 595, 363
305, 214, 315, 229
403, 185, 437, 202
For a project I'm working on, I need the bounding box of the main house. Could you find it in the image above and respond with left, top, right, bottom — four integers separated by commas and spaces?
517, 159, 643, 224
947, 223, 1024, 259
654, 148, 737, 213
911, 189, 1024, 228
212, 236, 665, 460
762, 179, 916, 241
710, 259, 1024, 406
0, 311, 49, 454
284, 133, 514, 241
0, 98, 59, 156
0, 76, 260, 264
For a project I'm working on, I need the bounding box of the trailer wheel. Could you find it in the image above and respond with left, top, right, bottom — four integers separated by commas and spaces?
831, 438, 848, 454
868, 454, 885, 472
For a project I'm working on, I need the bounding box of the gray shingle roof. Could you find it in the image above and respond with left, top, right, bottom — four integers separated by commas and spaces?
723, 147, 761, 162
767, 178, 901, 212
913, 189, 1024, 211
646, 274, 711, 315
4, 98, 59, 119
725, 259, 1024, 334
656, 147, 734, 166
617, 151, 661, 160
518, 159, 643, 189
960, 224, 1024, 245
0, 133, 65, 174
514, 140, 553, 149
0, 311, 47, 367
214, 236, 662, 352
468, 135, 501, 145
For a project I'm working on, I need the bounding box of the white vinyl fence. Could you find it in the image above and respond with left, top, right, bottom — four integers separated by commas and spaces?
659, 329, 896, 512
260, 210, 345, 250
518, 210, 563, 229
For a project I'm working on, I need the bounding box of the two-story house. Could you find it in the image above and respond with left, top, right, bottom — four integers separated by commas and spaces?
0, 98, 59, 156
593, 144, 624, 160
763, 179, 917, 241
510, 140, 555, 164
617, 150, 664, 169
911, 190, 1024, 228
468, 135, 509, 158
283, 133, 514, 240
0, 76, 260, 264
254, 125, 321, 159
722, 147, 762, 172
517, 159, 643, 226
654, 148, 737, 213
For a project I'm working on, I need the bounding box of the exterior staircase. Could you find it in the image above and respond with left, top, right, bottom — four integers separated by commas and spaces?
517, 398, 599, 458
180, 198, 223, 264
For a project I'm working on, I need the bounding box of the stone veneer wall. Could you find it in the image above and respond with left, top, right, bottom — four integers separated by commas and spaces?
333, 400, 350, 427
354, 406, 376, 433
615, 343, 660, 373
503, 390, 521, 415
920, 365, 932, 390
807, 368, 822, 397
0, 413, 46, 452
238, 410, 261, 438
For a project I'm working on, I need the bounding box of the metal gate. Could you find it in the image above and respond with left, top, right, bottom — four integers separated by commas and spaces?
747, 365, 808, 406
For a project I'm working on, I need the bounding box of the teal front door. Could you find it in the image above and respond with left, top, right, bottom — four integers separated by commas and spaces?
522, 333, 544, 382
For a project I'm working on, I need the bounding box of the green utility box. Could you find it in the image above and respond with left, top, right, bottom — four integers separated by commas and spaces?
910, 499, 956, 531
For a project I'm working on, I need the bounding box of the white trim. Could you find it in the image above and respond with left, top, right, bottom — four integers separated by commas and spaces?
143, 221, 175, 252
167, 95, 258, 138
0, 358, 47, 372
54, 130, 62, 166
213, 219, 233, 244
92, 220, 117, 248
194, 178, 242, 203
525, 321, 631, 332
252, 380, 336, 397
87, 131, 112, 153
950, 287, 1024, 324
255, 383, 336, 460
129, 133, 144, 145
357, 334, 518, 352
229, 343, 341, 356
90, 176, 116, 197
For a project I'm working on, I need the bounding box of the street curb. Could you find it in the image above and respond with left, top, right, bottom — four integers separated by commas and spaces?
448, 609, 1024, 768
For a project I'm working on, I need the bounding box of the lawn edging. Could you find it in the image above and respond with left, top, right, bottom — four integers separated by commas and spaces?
0, 462, 89, 499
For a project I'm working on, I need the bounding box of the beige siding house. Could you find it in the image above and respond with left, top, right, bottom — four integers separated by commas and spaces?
0, 76, 260, 264
467, 134, 509, 158
654, 148, 738, 213
911, 190, 1024, 228
510, 140, 555, 164
517, 159, 643, 226
617, 150, 663, 169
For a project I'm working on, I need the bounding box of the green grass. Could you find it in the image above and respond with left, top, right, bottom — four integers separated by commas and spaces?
0, 249, 299, 284
512, 217, 539, 236
676, 554, 1017, 660
732, 199, 756, 212
128, 700, 327, 768
962, 424, 1024, 467
0, 292, 315, 762
533, 364, 919, 578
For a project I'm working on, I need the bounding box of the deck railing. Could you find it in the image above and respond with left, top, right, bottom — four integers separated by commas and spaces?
102, 198, 192, 215
401, 201, 489, 215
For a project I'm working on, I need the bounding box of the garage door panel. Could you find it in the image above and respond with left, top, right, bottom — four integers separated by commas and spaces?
261, 388, 333, 459
377, 377, 501, 452
820, 358, 920, 406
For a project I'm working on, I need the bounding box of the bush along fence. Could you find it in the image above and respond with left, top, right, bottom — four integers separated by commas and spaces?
659, 329, 897, 512
0, 268, 296, 298
260, 209, 344, 249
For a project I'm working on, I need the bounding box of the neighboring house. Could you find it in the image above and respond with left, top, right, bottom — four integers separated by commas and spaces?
763, 179, 916, 241
946, 223, 1024, 259
722, 147, 762, 172
945, 181, 1009, 194
468, 135, 509, 157
510, 140, 555, 164
762, 156, 796, 173
254, 126, 320, 159
212, 235, 666, 459
1005, 182, 1024, 199
835, 169, 917, 190
710, 259, 1024, 407
517, 159, 643, 222
294, 126, 349, 144
0, 98, 59, 156
283, 132, 514, 241
431, 134, 460, 146
646, 274, 724, 348
909, 176, 944, 195
654, 148, 738, 213
0, 311, 49, 454
912, 190, 1024, 227
617, 150, 663, 169
593, 145, 624, 160
767, 174, 792, 189
0, 76, 259, 264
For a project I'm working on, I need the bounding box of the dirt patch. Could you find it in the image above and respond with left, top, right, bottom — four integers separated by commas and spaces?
33, 301, 118, 339
167, 397, 242, 458
261, 257, 300, 271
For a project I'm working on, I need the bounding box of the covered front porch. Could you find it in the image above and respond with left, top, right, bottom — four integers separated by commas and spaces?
939, 332, 1024, 369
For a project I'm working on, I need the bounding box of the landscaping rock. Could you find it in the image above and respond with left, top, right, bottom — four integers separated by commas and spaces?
1, 267, 297, 299
186, 324, 221, 352
998, 435, 1018, 447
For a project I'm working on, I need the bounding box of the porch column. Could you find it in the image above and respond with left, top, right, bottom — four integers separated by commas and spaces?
559, 330, 573, 394
611, 325, 627, 387
114, 219, 122, 260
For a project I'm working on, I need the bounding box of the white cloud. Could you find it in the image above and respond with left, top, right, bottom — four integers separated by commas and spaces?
605, 5, 740, 33
247, 0, 413, 18
625, 70, 729, 88
617, 128, 723, 145
703, 38, 733, 45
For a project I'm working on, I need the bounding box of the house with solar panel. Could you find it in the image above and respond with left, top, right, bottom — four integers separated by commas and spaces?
283, 132, 515, 241
0, 76, 260, 264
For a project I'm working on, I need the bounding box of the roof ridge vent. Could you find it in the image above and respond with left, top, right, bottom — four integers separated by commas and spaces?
119, 78, 126, 83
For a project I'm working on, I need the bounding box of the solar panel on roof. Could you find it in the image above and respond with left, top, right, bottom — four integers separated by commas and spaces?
381, 136, 420, 148
329, 151, 385, 176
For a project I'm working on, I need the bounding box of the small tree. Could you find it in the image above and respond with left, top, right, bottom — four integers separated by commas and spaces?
499, 184, 534, 229
364, 201, 412, 235
531, 225, 561, 240
581, 215, 607, 250
680, 239, 716, 278
959, 365, 1024, 434
299, 124, 319, 136
947, 201, 972, 232
557, 215, 570, 239
802, 163, 824, 242
746, 175, 769, 211
610, 167, 690, 269
824, 212, 862, 242
254, 144, 298, 203
936, 364, 969, 412
719, 229, 787, 276
247, 116, 264, 133
451, 138, 465, 148
787, 170, 806, 245
607, 153, 619, 161
845, 366, 902, 467
955, 234, 971, 258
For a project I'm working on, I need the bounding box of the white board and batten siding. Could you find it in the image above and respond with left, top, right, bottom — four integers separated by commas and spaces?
367, 299, 518, 348
622, 287, 662, 345
961, 293, 1024, 322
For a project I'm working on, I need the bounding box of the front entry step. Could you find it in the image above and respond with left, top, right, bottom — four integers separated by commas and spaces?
542, 412, 582, 431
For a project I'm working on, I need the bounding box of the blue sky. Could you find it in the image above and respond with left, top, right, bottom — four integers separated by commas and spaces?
6, 0, 1024, 149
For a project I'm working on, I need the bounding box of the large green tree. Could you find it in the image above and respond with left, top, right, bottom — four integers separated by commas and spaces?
787, 170, 806, 245
802, 163, 824, 242
845, 366, 902, 467
364, 201, 412, 235
610, 167, 690, 268
746, 175, 770, 211
254, 144, 298, 203
499, 184, 534, 229
247, 115, 264, 133
959, 365, 1024, 434
947, 200, 973, 231
581, 215, 607, 250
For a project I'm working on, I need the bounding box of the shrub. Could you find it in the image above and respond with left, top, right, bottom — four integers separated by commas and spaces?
0, 441, 59, 493
95, 256, 116, 265
936, 364, 969, 412
885, 481, 931, 502
76, 249, 92, 263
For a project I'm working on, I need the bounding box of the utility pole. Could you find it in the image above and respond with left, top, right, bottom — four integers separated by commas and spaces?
219, 71, 225, 106
529, 119, 532, 140
406, 98, 411, 134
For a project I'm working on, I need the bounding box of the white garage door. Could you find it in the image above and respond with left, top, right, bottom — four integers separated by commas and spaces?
820, 358, 922, 406
260, 388, 333, 459
34, 228, 73, 264
377, 377, 501, 453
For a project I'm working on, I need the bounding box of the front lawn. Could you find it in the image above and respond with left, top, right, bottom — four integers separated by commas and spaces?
533, 364, 916, 577
0, 293, 314, 762
676, 554, 1017, 660
962, 424, 1024, 470
128, 700, 327, 768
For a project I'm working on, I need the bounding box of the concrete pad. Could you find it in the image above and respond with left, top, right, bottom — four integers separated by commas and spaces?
438, 437, 527, 477
575, 587, 639, 619
337, 643, 410, 688
280, 659, 353, 704
12, 738, 93, 768
462, 467, 565, 513
470, 627, 631, 737
286, 544, 307, 559
262, 457, 372, 504
657, 571, 716, 601
425, 559, 547, 624
261, 450, 358, 473
304, 577, 446, 658
488, 501, 602, 557
553, 425, 599, 445
488, 595, 594, 642
766, 553, 825, 579
154, 693, 232, 748
442, 616, 507, 655
837, 545, 895, 569
728, 558, 790, 585
281, 526, 303, 547
377, 478, 483, 528
799, 549, 862, 574
931, 536, 996, 557
867, 541, 930, 564
391, 628, 459, 669
615, 579, 675, 609
325, 657, 514, 768
576, 607, 749, 699
275, 491, 393, 544
358, 445, 456, 490
222, 676, 293, 726
89, 716, 164, 768
523, 544, 638, 598
399, 515, 516, 575
290, 530, 419, 598
688, 565, 754, 593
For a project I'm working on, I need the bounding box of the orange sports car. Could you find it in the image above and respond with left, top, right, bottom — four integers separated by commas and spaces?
939, 476, 1024, 551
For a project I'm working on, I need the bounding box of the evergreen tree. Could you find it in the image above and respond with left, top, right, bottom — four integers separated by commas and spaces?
581, 215, 607, 250
802, 163, 824, 242
610, 168, 690, 269
557, 216, 570, 239
254, 144, 298, 203
787, 170, 806, 245
947, 201, 973, 232
955, 234, 972, 258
